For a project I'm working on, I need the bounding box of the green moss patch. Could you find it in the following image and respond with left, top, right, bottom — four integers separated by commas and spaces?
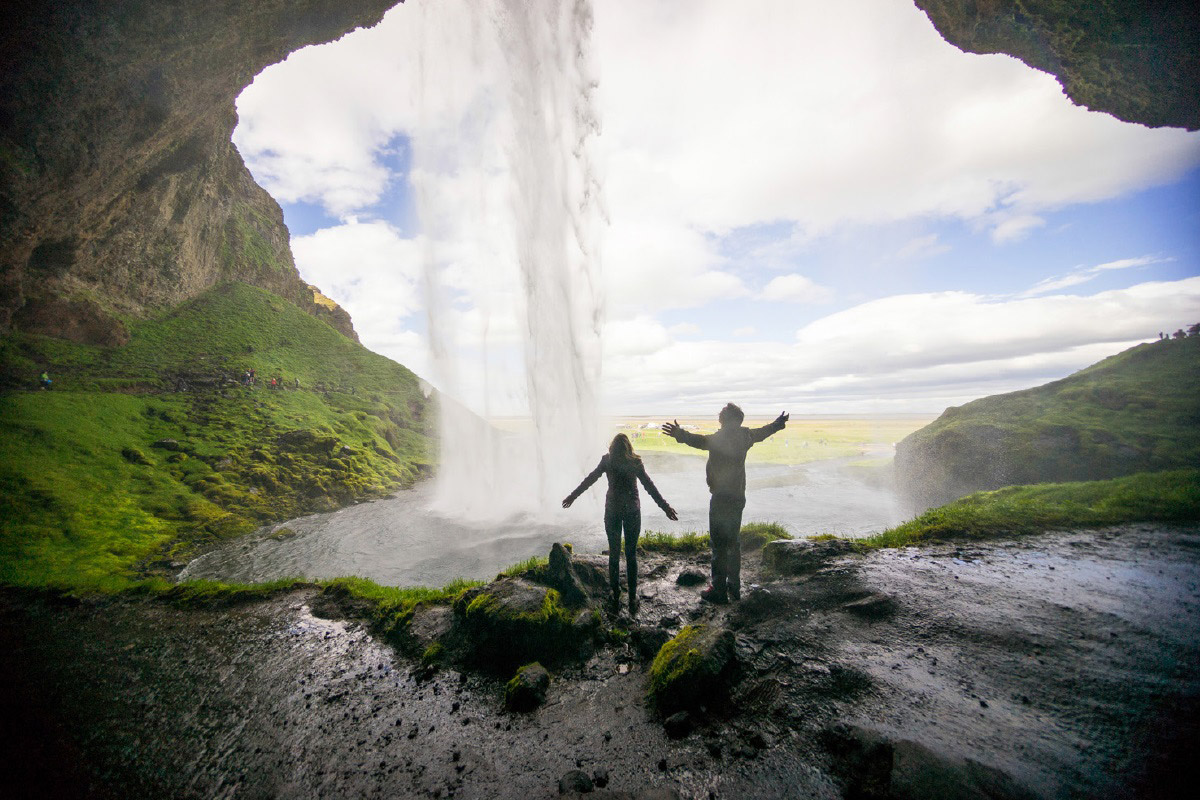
646, 624, 737, 715
860, 468, 1200, 549
457, 579, 596, 672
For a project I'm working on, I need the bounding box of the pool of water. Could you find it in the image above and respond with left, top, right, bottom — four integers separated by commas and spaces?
180, 453, 906, 588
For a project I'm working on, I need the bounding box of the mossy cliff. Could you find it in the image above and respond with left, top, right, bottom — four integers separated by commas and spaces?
914, 0, 1200, 130
896, 335, 1200, 510
0, 282, 431, 588
0, 0, 397, 340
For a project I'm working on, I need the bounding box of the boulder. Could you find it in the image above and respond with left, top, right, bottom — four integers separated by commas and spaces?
761, 538, 854, 576
546, 542, 590, 607
455, 578, 598, 672
557, 769, 593, 794
630, 625, 671, 662
823, 723, 1039, 800
505, 662, 551, 712
646, 624, 737, 715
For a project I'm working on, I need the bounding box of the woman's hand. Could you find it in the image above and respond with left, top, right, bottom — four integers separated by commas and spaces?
561, 497, 573, 509
665, 506, 678, 521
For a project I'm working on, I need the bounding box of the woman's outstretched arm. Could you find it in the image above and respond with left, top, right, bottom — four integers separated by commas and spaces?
562, 456, 606, 508
636, 463, 678, 520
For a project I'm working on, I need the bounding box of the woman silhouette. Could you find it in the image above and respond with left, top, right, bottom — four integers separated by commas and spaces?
563, 433, 677, 614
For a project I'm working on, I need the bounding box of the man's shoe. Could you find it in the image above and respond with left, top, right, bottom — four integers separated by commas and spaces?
700, 585, 728, 604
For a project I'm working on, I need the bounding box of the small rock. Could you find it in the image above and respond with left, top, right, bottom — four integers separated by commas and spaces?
676, 569, 706, 587
663, 711, 692, 739
150, 438, 181, 451
505, 662, 551, 712
762, 538, 854, 575
592, 768, 609, 788
558, 769, 593, 794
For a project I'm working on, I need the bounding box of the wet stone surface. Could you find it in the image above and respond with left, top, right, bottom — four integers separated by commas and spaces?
2, 524, 1198, 799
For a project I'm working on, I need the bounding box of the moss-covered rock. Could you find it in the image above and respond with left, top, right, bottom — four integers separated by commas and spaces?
456, 578, 597, 673
504, 662, 551, 712
646, 624, 737, 716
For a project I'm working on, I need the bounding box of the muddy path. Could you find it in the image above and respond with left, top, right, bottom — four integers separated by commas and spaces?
2, 525, 1198, 799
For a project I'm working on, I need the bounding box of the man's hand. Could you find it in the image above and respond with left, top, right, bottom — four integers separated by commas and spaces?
774, 411, 789, 427
561, 497, 573, 509
661, 419, 683, 440
665, 506, 678, 521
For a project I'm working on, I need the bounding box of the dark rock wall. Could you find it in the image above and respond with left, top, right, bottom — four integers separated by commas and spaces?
0, 0, 396, 341
914, 0, 1200, 130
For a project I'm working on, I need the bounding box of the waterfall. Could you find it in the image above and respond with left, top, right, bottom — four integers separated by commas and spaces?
408, 0, 604, 521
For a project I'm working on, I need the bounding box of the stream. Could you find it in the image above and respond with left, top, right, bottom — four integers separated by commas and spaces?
181, 454, 904, 587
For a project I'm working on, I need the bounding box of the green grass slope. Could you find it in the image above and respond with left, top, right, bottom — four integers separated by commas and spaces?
858, 468, 1200, 549
896, 335, 1200, 510
0, 282, 432, 588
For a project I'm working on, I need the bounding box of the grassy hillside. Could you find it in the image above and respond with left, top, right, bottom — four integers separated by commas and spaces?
896, 335, 1200, 510
861, 469, 1200, 549
0, 282, 432, 588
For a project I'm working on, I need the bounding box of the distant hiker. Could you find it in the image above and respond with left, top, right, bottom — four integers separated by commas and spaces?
269, 377, 278, 389
663, 404, 788, 604
563, 433, 678, 614
242, 370, 252, 387
294, 377, 300, 390
39, 371, 51, 390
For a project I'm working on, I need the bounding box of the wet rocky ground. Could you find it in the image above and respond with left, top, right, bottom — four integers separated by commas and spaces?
2, 524, 1198, 799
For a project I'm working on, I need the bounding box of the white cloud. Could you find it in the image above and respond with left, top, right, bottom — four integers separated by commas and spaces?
1022, 254, 1172, 297
895, 233, 951, 261
733, 326, 757, 337
600, 278, 1200, 412
988, 213, 1045, 243
291, 219, 422, 322
760, 274, 833, 304
233, 0, 1200, 416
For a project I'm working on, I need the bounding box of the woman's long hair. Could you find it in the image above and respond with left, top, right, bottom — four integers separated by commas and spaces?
608, 433, 641, 466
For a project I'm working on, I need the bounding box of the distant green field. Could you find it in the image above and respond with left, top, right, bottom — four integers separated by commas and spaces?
610, 416, 933, 466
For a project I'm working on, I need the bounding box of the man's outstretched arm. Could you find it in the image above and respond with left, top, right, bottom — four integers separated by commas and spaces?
662, 419, 708, 450
750, 411, 789, 443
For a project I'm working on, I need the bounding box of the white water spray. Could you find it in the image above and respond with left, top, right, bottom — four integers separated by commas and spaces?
408, 0, 604, 521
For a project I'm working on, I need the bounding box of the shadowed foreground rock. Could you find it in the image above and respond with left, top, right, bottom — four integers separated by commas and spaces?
505, 662, 551, 712
824, 723, 1040, 800
646, 624, 737, 716
761, 537, 855, 575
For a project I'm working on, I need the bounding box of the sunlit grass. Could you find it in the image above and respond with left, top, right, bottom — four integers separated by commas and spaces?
858, 468, 1200, 549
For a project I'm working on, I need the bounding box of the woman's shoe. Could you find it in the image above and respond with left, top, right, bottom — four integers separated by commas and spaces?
700, 585, 728, 604
628, 597, 639, 616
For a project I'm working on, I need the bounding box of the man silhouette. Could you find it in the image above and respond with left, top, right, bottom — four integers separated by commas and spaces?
663, 404, 788, 603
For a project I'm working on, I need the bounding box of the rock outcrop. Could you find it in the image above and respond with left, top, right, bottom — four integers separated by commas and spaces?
0, 0, 392, 341
914, 0, 1200, 130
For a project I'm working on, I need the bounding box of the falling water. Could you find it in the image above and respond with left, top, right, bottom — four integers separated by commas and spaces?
409, 0, 604, 521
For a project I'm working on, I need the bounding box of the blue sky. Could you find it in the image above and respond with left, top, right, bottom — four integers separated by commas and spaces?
233, 0, 1200, 416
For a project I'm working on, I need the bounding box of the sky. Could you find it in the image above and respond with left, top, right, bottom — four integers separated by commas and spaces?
232, 0, 1200, 418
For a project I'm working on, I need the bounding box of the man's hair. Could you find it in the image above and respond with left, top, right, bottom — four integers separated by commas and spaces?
718, 403, 744, 426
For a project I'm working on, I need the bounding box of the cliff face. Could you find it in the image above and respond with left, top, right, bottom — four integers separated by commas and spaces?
0, 0, 396, 343
914, 0, 1200, 130
895, 336, 1200, 511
